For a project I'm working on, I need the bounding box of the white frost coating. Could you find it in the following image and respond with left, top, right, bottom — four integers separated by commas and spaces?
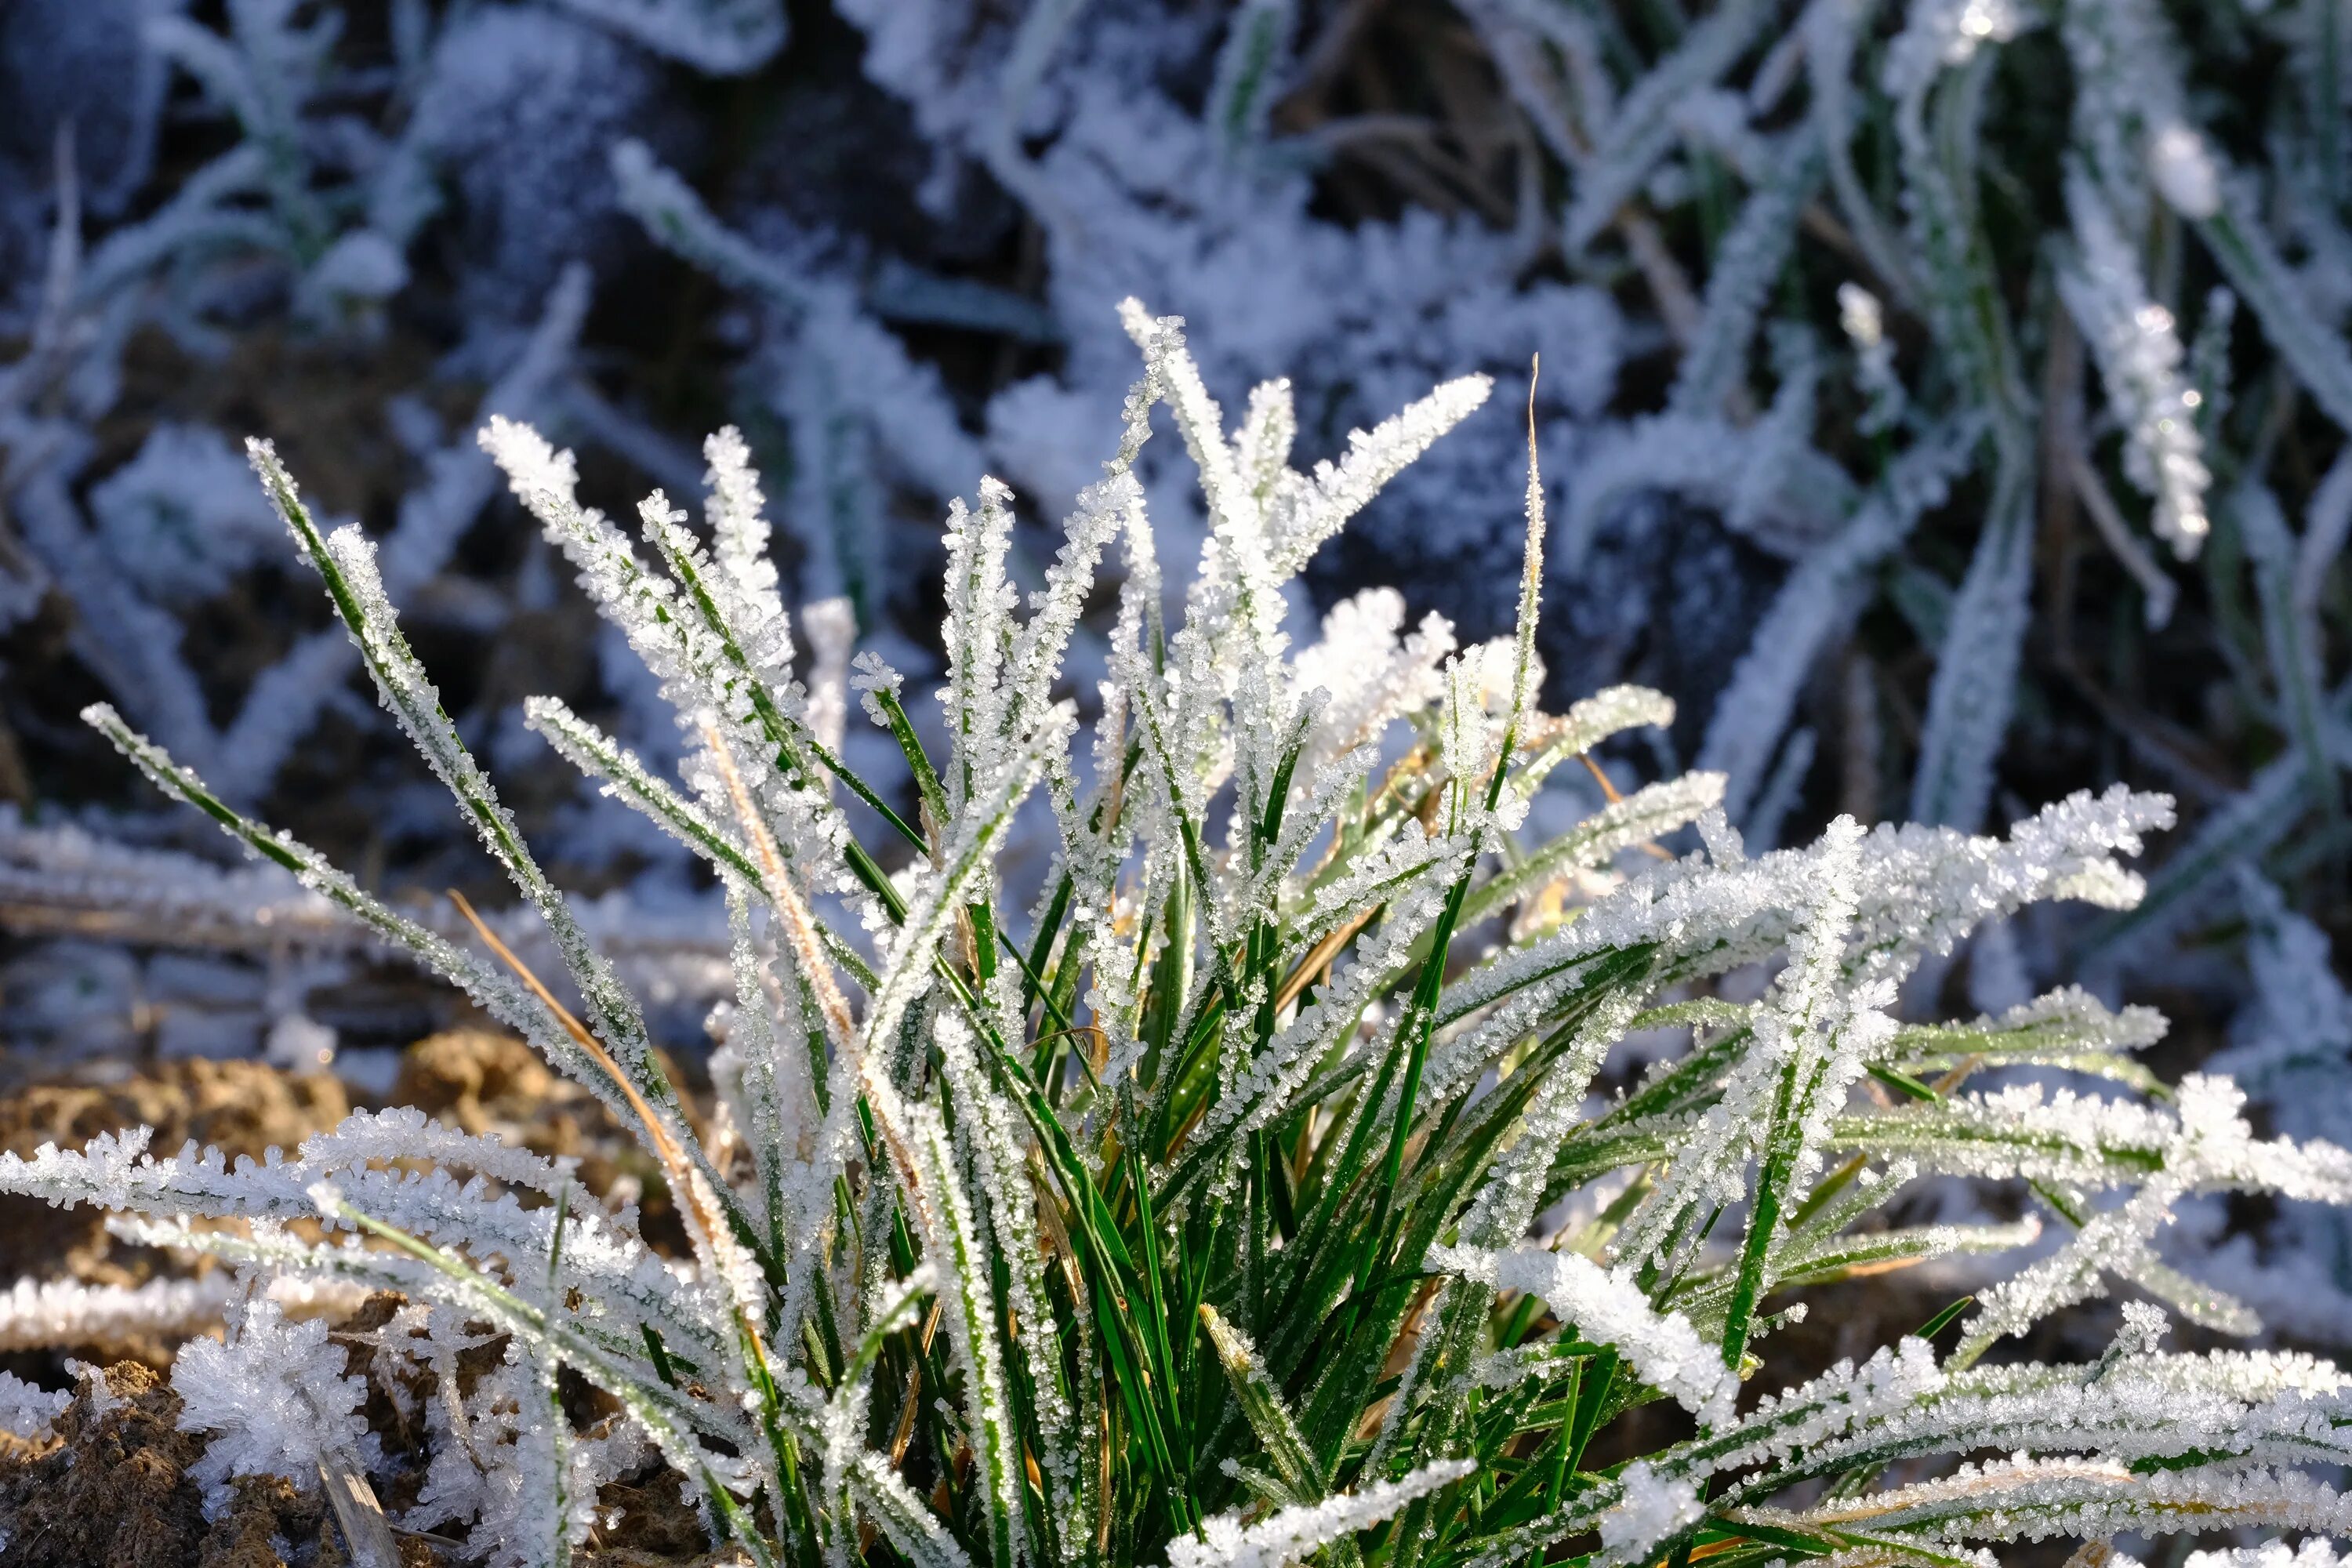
700, 423, 800, 699
173, 1296, 377, 1518
2187, 1544, 2352, 1568
2058, 170, 2210, 557
1438, 785, 2172, 1048
1838, 281, 1907, 433
1264, 375, 1494, 579
0, 1273, 240, 1352
0, 1369, 71, 1440
2147, 122, 2220, 220
1292, 589, 1457, 770
1429, 1243, 1737, 1425
1944, 1073, 2352, 1355
1598, 1462, 1704, 1561
38, 281, 2352, 1568
1167, 1459, 1475, 1568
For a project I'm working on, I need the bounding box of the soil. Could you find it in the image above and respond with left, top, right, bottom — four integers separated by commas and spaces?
0, 1358, 432, 1568
0, 1341, 747, 1565
0, 1039, 730, 1565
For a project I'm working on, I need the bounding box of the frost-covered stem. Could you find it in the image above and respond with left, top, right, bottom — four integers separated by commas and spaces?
2197, 193, 2352, 437
1357, 380, 1550, 1293
1167, 1459, 1476, 1568
702, 722, 859, 1050
1668, 125, 1824, 418
440, 891, 796, 1496
938, 1013, 1088, 1560
78, 703, 690, 1156
245, 442, 687, 1115
310, 1185, 785, 1568
1804, 0, 1917, 304
908, 1101, 1024, 1568
824, 1267, 934, 1568
2233, 485, 2342, 833
530, 697, 760, 880
1896, 29, 2038, 831
1911, 447, 2032, 829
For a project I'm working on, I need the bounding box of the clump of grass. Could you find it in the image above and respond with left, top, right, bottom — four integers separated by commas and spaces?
8, 303, 2352, 1568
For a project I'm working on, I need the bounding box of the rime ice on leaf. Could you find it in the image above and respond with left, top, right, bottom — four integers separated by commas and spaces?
1167, 1460, 1475, 1568
1430, 1243, 1736, 1425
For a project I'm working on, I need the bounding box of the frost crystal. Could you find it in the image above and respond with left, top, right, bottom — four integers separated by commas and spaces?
1167, 1460, 1475, 1568
172, 1296, 376, 1518
2147, 122, 2221, 220
1599, 1462, 1705, 1562
0, 1370, 71, 1440
1430, 1243, 1737, 1426
2059, 170, 2210, 558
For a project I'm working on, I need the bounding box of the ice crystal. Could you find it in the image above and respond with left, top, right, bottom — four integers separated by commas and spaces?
0, 1369, 71, 1440
1428, 1243, 1736, 1425
1599, 1461, 1704, 1563
2059, 169, 2211, 558
1167, 1460, 1475, 1568
172, 1295, 377, 1518
0, 1273, 239, 1351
